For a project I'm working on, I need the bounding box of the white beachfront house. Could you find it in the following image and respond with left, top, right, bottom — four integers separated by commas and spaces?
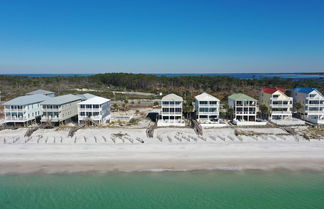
228, 93, 258, 125
78, 96, 111, 125
158, 93, 184, 126
26, 89, 55, 97
3, 94, 50, 125
40, 94, 82, 124
292, 87, 324, 124
259, 88, 293, 121
194, 92, 220, 122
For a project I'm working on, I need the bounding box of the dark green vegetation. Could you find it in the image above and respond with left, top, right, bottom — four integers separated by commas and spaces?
0, 73, 323, 102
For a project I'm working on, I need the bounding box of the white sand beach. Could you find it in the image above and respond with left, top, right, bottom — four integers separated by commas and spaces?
0, 127, 323, 174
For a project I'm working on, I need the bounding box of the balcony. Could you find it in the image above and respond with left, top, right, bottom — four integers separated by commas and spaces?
305, 110, 324, 114
161, 112, 182, 116
270, 103, 292, 108
5, 116, 28, 121
306, 103, 324, 107
271, 111, 292, 115
236, 111, 256, 115
41, 116, 59, 122
79, 115, 102, 120
79, 108, 100, 112
4, 109, 25, 113
198, 111, 218, 115
43, 107, 60, 112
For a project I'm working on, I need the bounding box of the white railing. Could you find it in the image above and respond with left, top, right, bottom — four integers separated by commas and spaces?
4, 109, 25, 113
198, 111, 218, 115
79, 116, 102, 120
236, 111, 256, 114
270, 103, 292, 107
271, 111, 292, 115
306, 110, 324, 114
79, 108, 100, 112
307, 103, 324, 106
161, 112, 182, 115
5, 116, 27, 121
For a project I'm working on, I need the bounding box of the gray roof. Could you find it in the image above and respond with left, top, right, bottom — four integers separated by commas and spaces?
4, 94, 50, 106
162, 93, 183, 101
195, 92, 220, 101
76, 93, 96, 101
26, 89, 54, 95
41, 94, 81, 105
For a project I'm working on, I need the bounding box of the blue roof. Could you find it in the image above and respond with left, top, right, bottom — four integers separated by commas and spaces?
293, 87, 317, 94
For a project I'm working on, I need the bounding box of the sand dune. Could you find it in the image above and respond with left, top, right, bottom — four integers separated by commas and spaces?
0, 127, 323, 174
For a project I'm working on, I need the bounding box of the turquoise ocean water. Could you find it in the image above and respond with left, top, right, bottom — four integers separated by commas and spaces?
1, 171, 324, 209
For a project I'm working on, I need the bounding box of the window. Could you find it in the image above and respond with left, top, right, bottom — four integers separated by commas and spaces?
209, 108, 217, 112
86, 105, 92, 108
272, 95, 279, 98
199, 101, 208, 105
162, 108, 169, 112
210, 101, 217, 105
175, 108, 182, 113
80, 112, 85, 116
175, 101, 181, 105
93, 112, 99, 116
162, 101, 169, 105
199, 108, 208, 112
80, 105, 85, 108
309, 100, 319, 104
93, 105, 99, 108
170, 101, 174, 105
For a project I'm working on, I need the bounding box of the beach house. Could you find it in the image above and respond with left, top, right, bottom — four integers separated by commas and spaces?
78, 96, 111, 125
158, 93, 184, 126
228, 93, 262, 125
194, 92, 220, 122
40, 94, 82, 124
259, 88, 293, 121
3, 94, 50, 125
292, 87, 324, 124
26, 89, 55, 97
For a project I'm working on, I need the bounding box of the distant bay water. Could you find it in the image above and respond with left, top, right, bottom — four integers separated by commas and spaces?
1, 171, 324, 209
1, 73, 324, 81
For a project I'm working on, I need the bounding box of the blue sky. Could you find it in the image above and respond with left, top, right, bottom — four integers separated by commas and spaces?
0, 0, 323, 74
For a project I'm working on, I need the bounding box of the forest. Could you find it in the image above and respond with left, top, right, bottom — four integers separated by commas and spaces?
0, 73, 323, 103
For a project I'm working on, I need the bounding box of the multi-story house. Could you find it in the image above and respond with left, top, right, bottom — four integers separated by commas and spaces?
259, 88, 293, 120
3, 94, 50, 125
159, 93, 184, 126
78, 96, 111, 125
292, 87, 324, 124
41, 94, 82, 124
228, 93, 257, 122
194, 92, 220, 122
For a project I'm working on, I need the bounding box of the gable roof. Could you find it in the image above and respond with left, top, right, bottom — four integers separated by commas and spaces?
79, 96, 110, 105
195, 92, 220, 101
261, 88, 285, 94
293, 87, 318, 94
162, 93, 183, 101
4, 94, 50, 106
41, 94, 81, 105
26, 89, 54, 95
228, 93, 257, 101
